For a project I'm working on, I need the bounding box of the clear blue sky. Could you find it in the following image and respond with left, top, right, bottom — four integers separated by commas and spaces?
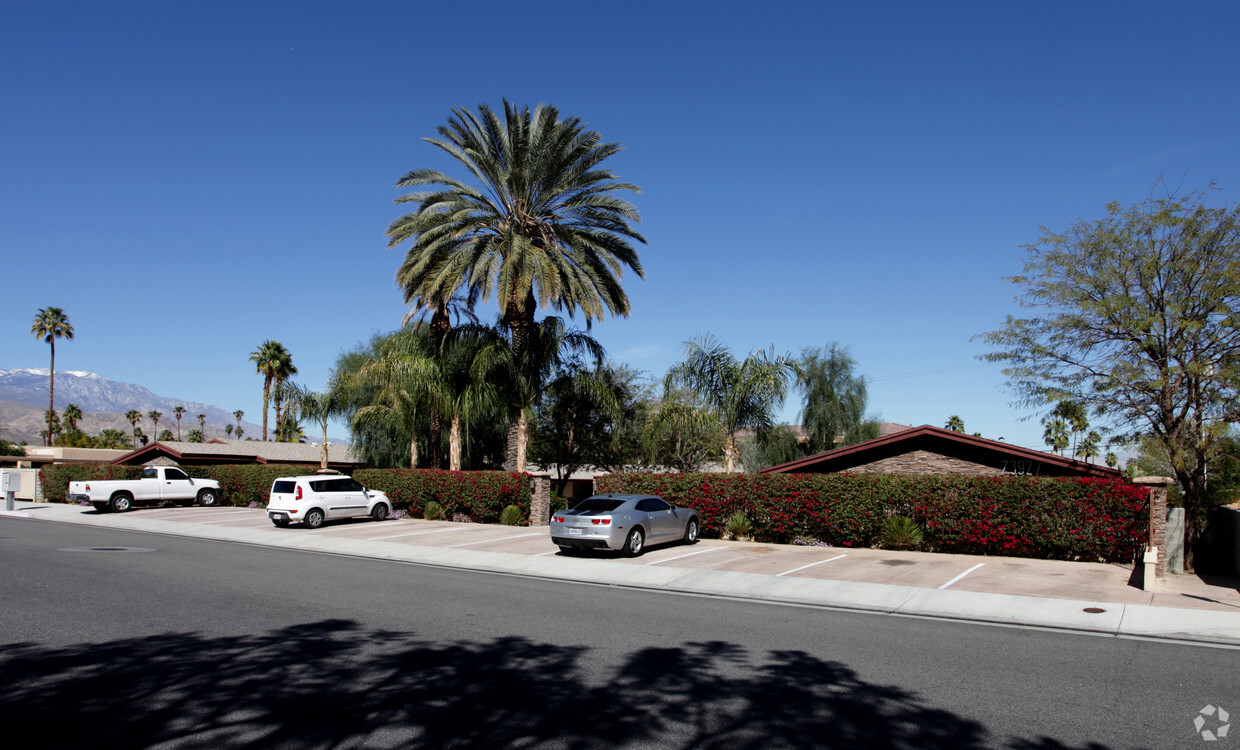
4, 1, 1240, 450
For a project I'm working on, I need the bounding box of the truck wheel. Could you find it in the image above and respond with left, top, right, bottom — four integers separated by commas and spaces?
303, 509, 325, 529
196, 489, 220, 507
109, 493, 133, 513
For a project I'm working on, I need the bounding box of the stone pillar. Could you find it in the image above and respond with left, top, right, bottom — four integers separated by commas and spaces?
1133, 476, 1176, 586
528, 473, 551, 527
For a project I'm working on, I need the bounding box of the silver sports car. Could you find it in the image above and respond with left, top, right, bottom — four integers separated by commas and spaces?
550, 494, 701, 557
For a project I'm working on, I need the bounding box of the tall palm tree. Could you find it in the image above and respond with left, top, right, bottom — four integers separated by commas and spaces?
172, 406, 186, 440
125, 409, 142, 449
197, 413, 207, 438
388, 101, 646, 469
666, 334, 797, 473
233, 410, 245, 436
147, 411, 163, 443
29, 307, 74, 445
225, 424, 234, 439
250, 340, 294, 441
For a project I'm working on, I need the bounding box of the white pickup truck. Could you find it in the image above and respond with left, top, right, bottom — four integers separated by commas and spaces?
69, 466, 223, 512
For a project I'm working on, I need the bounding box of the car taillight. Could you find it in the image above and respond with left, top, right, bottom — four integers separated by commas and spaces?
554, 515, 564, 523
591, 518, 611, 525
296, 485, 302, 500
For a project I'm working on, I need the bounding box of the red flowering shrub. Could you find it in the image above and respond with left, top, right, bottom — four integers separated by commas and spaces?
596, 473, 1148, 562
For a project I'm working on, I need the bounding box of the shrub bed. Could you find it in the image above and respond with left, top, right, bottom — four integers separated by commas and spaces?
595, 473, 1148, 563
38, 464, 532, 524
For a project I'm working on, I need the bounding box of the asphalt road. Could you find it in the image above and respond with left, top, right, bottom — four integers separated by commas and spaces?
1, 518, 1236, 749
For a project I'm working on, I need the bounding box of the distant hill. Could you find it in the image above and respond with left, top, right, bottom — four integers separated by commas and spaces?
0, 369, 262, 445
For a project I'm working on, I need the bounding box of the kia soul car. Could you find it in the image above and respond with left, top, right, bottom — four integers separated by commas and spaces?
266, 474, 390, 529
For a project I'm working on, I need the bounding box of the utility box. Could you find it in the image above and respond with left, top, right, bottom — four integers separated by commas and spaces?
0, 470, 19, 493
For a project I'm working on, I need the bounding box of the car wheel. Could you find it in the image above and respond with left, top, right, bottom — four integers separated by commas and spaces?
370, 503, 389, 522
272, 518, 290, 528
109, 493, 132, 513
684, 518, 700, 545
303, 509, 325, 529
623, 527, 645, 557
196, 489, 219, 507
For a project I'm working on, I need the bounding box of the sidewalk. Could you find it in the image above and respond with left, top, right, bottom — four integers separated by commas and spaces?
6, 501, 1240, 647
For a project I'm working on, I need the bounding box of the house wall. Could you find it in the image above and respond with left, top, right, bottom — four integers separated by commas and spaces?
844, 449, 1006, 477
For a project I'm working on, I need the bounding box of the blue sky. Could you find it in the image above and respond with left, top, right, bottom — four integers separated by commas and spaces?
4, 1, 1240, 450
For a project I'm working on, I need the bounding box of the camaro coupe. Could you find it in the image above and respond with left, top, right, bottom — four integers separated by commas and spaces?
550, 494, 701, 557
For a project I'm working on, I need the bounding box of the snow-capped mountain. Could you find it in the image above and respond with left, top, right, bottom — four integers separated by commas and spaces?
0, 369, 260, 445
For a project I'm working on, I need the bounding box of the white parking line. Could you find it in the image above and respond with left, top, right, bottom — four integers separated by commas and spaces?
939, 563, 985, 589
365, 527, 468, 541
645, 547, 727, 565
446, 532, 541, 548
775, 554, 847, 577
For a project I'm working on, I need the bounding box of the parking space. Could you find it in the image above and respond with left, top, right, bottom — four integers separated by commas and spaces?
110, 505, 1240, 611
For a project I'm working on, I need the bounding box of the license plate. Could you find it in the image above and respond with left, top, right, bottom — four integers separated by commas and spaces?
271, 513, 288, 521
568, 527, 583, 535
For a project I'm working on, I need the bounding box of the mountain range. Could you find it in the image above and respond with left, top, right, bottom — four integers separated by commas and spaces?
0, 369, 263, 445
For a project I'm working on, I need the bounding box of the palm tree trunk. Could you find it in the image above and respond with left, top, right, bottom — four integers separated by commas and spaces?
320, 422, 330, 470
261, 377, 272, 441
409, 430, 419, 469
449, 415, 462, 471
723, 434, 740, 474
515, 409, 529, 473
47, 340, 55, 446
429, 410, 443, 469
502, 302, 533, 471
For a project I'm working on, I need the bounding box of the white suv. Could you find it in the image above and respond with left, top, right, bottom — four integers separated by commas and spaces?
266, 473, 391, 529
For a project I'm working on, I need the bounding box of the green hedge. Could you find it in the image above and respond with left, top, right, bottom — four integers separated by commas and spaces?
39, 464, 531, 524
595, 472, 1148, 563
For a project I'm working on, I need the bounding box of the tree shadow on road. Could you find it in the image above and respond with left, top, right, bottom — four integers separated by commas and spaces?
0, 619, 1118, 749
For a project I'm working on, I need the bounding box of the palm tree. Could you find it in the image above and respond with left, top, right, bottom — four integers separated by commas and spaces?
665, 334, 797, 473
350, 329, 445, 469
235, 425, 245, 440
63, 403, 83, 432
1042, 418, 1070, 455
29, 307, 74, 445
147, 411, 163, 443
945, 415, 965, 433
233, 409, 245, 435
172, 406, 186, 440
96, 429, 129, 449
187, 429, 204, 443
225, 424, 234, 439
1078, 430, 1102, 463
250, 340, 295, 441
125, 409, 142, 449
388, 101, 646, 469
295, 380, 349, 470
469, 317, 606, 472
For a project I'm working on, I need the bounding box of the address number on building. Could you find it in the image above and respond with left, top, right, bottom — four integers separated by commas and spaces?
1000, 460, 1042, 476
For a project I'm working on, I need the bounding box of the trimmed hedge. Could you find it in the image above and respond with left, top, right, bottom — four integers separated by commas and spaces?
595, 472, 1148, 563
38, 464, 531, 525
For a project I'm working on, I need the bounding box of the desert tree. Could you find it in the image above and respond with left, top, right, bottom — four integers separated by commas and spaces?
979, 183, 1240, 567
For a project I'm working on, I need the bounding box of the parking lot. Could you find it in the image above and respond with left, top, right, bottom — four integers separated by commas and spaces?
119, 505, 1240, 613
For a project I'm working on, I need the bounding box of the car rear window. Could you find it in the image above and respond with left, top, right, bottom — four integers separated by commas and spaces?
272, 480, 296, 494
571, 497, 625, 512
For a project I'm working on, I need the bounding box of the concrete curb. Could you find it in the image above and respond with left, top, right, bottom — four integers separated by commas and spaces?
11, 503, 1240, 647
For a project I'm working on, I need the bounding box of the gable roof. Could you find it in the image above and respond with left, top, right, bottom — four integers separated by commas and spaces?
759, 424, 1122, 478
111, 440, 363, 468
